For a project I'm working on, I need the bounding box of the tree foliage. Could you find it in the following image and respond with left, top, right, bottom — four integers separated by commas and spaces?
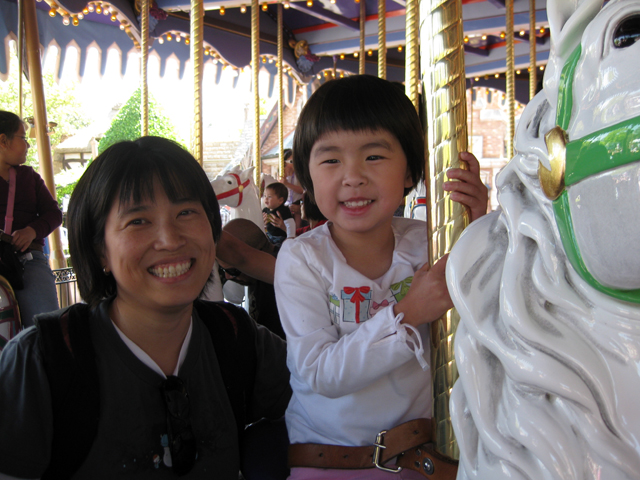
98, 87, 183, 154
0, 51, 90, 170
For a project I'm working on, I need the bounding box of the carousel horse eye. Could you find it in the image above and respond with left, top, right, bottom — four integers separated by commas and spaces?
613, 15, 640, 48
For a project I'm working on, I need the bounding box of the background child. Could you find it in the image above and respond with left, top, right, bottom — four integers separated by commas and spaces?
262, 182, 295, 248
280, 149, 304, 229
274, 75, 487, 479
0, 111, 62, 328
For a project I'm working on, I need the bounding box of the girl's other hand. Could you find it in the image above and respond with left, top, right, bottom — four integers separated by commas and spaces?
394, 255, 452, 327
444, 151, 489, 223
11, 226, 36, 252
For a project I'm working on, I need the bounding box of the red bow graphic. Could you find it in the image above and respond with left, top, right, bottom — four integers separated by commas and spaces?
343, 286, 370, 323
371, 299, 389, 310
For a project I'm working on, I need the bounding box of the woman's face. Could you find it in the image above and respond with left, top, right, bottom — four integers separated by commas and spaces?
102, 180, 216, 314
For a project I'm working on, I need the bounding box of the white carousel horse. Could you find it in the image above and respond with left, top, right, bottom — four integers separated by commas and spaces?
447, 1, 640, 479
0, 277, 21, 352
211, 165, 265, 230
404, 181, 427, 221
210, 165, 265, 305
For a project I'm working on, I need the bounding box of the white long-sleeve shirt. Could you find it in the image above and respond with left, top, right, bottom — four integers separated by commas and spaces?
275, 217, 432, 447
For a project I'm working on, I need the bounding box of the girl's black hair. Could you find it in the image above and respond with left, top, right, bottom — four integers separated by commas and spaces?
67, 136, 221, 307
302, 191, 326, 223
292, 75, 425, 200
0, 111, 24, 138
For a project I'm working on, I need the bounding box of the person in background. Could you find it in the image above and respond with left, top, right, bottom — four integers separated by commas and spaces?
270, 191, 327, 238
262, 182, 295, 248
219, 218, 284, 339
0, 136, 290, 479
0, 111, 62, 328
279, 150, 304, 229
295, 192, 327, 236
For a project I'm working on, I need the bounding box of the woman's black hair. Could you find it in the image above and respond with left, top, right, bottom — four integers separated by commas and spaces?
67, 136, 221, 307
0, 111, 24, 138
292, 75, 425, 200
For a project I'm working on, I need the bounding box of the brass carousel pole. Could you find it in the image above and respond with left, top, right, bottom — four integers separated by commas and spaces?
277, 2, 284, 177
191, 0, 204, 164
140, 0, 149, 136
529, 0, 537, 101
377, 0, 386, 79
252, 0, 261, 186
421, 0, 468, 459
17, 0, 23, 118
404, 0, 419, 110
22, 0, 66, 269
506, 0, 514, 158
359, 0, 365, 74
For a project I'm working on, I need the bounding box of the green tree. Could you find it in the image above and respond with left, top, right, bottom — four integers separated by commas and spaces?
0, 48, 90, 170
98, 87, 183, 154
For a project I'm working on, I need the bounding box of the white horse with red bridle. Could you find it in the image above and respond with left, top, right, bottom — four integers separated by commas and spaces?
211, 165, 265, 230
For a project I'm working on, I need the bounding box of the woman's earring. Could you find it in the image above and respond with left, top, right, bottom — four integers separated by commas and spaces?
103, 267, 110, 276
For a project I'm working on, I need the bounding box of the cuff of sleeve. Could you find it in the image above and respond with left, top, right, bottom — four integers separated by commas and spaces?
285, 218, 296, 238
393, 312, 429, 371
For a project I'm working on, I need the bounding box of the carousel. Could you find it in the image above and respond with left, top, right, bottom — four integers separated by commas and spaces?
3, 0, 635, 479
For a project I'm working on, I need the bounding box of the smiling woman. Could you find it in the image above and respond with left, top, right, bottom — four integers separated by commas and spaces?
0, 136, 291, 479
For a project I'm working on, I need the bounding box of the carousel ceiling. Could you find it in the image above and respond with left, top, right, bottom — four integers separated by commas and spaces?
0, 0, 550, 99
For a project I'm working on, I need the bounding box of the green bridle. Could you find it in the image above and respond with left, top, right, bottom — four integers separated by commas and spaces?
539, 44, 640, 303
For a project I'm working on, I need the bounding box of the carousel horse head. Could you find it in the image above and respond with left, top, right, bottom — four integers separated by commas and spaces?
448, 1, 640, 479
211, 165, 265, 228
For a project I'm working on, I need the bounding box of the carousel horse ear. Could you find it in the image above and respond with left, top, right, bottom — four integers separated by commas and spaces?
539, 126, 568, 201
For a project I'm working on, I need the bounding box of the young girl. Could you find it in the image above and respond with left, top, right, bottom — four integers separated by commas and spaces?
274, 75, 487, 479
0, 111, 61, 328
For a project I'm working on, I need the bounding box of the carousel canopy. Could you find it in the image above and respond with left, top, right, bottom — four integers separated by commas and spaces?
1, 0, 550, 100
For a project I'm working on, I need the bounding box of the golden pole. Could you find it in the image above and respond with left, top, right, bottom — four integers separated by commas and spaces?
252, 0, 261, 187
17, 0, 23, 118
404, 0, 419, 111
529, 0, 537, 100
506, 0, 514, 158
191, 0, 204, 164
22, 0, 65, 269
377, 0, 386, 79
140, 0, 149, 137
277, 2, 284, 178
359, 0, 365, 74
421, 0, 467, 459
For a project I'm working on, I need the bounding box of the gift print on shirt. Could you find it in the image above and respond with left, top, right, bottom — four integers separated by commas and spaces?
390, 276, 413, 303
341, 286, 372, 323
368, 296, 396, 317
336, 276, 414, 324
329, 294, 340, 325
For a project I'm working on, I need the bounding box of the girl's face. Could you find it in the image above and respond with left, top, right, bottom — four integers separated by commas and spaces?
309, 129, 413, 243
0, 124, 29, 167
101, 179, 216, 315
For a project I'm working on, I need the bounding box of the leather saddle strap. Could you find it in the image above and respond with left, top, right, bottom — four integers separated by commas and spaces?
396, 442, 458, 479
288, 418, 433, 469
